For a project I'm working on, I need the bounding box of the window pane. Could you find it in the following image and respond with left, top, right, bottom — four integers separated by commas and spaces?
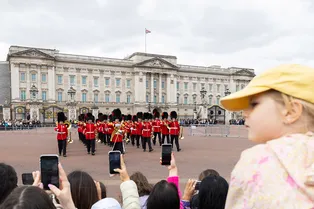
70, 75, 75, 85
31, 74, 36, 82
42, 74, 46, 82
116, 78, 120, 87
105, 78, 110, 86
146, 80, 148, 88
94, 94, 98, 103
153, 80, 157, 89
162, 81, 165, 89
105, 94, 110, 102
20, 72, 25, 81
154, 95, 157, 103
146, 95, 149, 103
126, 80, 131, 88
82, 76, 86, 85
82, 93, 87, 102
58, 75, 62, 84
42, 91, 46, 101
94, 77, 98, 87
162, 95, 165, 103
127, 95, 131, 104
116, 94, 120, 103
184, 97, 187, 104
58, 92, 62, 102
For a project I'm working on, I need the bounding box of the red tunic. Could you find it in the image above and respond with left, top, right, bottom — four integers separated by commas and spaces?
131, 122, 138, 135
152, 119, 161, 132
83, 123, 96, 140
107, 123, 114, 135
142, 122, 152, 138
161, 120, 170, 135
123, 121, 131, 134
54, 124, 68, 140
102, 122, 108, 134
111, 123, 124, 143
137, 122, 143, 136
169, 121, 180, 135
77, 122, 84, 133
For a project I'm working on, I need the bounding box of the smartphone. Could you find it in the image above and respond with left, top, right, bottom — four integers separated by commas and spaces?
161, 144, 172, 165
22, 173, 34, 185
109, 151, 121, 175
195, 181, 201, 190
40, 154, 59, 190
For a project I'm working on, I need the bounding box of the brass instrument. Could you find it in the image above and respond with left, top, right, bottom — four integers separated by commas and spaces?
122, 122, 130, 143
64, 120, 73, 144
110, 124, 122, 142
179, 126, 184, 140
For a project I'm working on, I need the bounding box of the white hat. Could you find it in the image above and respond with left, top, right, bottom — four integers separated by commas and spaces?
91, 198, 122, 209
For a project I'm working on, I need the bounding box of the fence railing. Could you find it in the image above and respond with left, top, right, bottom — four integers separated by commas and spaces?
188, 124, 247, 138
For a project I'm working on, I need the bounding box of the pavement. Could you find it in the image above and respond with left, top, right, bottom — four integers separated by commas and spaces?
0, 125, 254, 199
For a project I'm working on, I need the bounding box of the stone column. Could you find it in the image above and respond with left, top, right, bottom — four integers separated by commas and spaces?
166, 74, 171, 104
159, 74, 162, 103
151, 73, 154, 103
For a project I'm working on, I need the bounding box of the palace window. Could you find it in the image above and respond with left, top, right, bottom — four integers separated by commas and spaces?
31, 73, 36, 82
146, 95, 149, 103
42, 91, 47, 101
82, 76, 87, 85
82, 93, 87, 102
177, 82, 179, 90
126, 80, 131, 88
94, 93, 98, 103
94, 77, 98, 87
57, 75, 62, 84
20, 90, 26, 101
127, 95, 131, 104
153, 80, 157, 89
184, 82, 188, 90
216, 96, 221, 105
154, 95, 157, 103
146, 80, 149, 88
70, 75, 75, 86
105, 78, 110, 87
20, 72, 25, 81
105, 93, 110, 102
41, 74, 47, 83
161, 95, 165, 104
193, 83, 196, 91
184, 96, 188, 104
57, 92, 62, 102
162, 81, 165, 89
116, 94, 120, 103
116, 78, 121, 87
193, 96, 196, 103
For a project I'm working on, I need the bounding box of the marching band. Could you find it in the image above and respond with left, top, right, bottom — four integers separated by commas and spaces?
54, 108, 183, 157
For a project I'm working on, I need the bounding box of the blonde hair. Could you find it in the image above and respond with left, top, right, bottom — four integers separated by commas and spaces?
268, 90, 314, 132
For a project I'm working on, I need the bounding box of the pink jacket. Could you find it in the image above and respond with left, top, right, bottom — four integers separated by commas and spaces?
167, 176, 184, 209
225, 132, 314, 209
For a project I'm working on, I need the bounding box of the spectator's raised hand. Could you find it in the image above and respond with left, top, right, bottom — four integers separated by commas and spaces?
168, 152, 178, 177
94, 180, 102, 200
48, 163, 76, 209
32, 170, 43, 189
182, 179, 197, 201
114, 155, 130, 182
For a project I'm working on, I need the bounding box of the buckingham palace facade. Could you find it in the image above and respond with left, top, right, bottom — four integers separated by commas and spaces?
1, 45, 255, 122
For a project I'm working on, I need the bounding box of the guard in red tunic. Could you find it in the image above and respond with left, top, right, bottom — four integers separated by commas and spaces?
54, 112, 68, 157
77, 114, 85, 145
142, 112, 154, 152
136, 112, 143, 149
97, 113, 104, 144
83, 113, 97, 155
152, 109, 162, 146
161, 112, 170, 144
111, 109, 125, 154
102, 114, 109, 145
169, 111, 181, 152
130, 115, 138, 147
124, 114, 132, 144
107, 115, 114, 147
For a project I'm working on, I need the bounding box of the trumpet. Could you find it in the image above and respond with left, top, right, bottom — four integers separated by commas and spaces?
124, 132, 130, 144
65, 120, 73, 144
179, 126, 184, 140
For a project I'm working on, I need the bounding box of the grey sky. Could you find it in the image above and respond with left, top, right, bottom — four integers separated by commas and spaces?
1, 0, 314, 74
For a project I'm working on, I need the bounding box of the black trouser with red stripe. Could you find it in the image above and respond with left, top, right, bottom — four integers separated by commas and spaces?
58, 140, 67, 156
162, 134, 170, 144
170, 135, 180, 151
153, 132, 161, 145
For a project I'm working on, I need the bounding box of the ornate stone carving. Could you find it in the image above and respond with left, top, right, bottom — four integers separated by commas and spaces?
149, 59, 164, 67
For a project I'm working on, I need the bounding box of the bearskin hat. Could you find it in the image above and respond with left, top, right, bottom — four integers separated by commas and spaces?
103, 114, 108, 120
162, 112, 168, 119
170, 111, 177, 119
149, 113, 153, 120
132, 115, 137, 122
98, 113, 103, 120
86, 112, 95, 122
153, 109, 160, 118
137, 112, 143, 119
143, 112, 149, 120
112, 109, 122, 121
121, 114, 125, 121
57, 112, 66, 123
126, 114, 132, 121
109, 114, 113, 122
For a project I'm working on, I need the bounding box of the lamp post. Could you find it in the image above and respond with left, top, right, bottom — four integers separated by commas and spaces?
148, 101, 151, 112
224, 88, 231, 124
67, 86, 77, 121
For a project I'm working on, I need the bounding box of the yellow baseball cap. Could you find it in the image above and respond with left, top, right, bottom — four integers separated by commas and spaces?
220, 64, 314, 111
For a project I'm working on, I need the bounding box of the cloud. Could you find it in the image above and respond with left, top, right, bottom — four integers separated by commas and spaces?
1, 0, 314, 75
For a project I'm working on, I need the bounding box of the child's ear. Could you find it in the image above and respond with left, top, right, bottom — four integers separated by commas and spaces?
283, 100, 303, 124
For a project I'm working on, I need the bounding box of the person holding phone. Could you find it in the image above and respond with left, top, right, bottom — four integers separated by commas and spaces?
142, 113, 153, 152
54, 112, 68, 157
83, 113, 97, 155
169, 111, 181, 152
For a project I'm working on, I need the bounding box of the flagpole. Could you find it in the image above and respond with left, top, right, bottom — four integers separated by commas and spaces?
145, 28, 147, 53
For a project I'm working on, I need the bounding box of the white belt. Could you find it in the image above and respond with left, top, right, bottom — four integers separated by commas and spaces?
153, 126, 160, 128
58, 132, 66, 134
86, 132, 94, 133
143, 129, 150, 131
170, 127, 178, 129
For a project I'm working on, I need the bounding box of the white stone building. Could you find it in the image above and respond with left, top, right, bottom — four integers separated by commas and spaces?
4, 45, 255, 123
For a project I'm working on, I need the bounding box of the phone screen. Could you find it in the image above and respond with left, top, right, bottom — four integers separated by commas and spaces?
109, 151, 121, 174
40, 155, 59, 190
195, 181, 201, 190
22, 173, 34, 185
161, 144, 172, 165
